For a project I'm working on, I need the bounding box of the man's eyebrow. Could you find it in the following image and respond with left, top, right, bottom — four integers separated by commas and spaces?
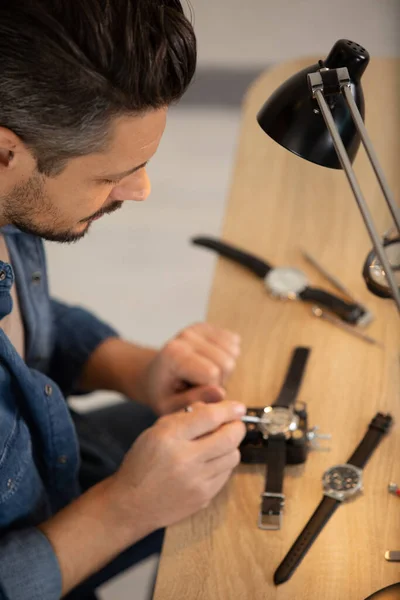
97, 161, 148, 181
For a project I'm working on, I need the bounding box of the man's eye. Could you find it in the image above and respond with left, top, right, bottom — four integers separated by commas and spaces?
102, 179, 121, 186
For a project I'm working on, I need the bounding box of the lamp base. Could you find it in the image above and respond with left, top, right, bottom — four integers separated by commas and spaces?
364, 583, 400, 600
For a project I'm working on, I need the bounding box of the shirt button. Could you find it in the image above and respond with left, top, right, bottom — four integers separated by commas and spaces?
0, 270, 6, 281
44, 384, 53, 396
58, 456, 68, 465
32, 271, 42, 284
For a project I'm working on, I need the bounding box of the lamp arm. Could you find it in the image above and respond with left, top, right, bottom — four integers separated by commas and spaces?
342, 85, 400, 235
314, 88, 400, 314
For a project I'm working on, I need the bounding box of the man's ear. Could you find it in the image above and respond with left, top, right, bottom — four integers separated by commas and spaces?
0, 127, 35, 175
0, 148, 14, 168
0, 128, 17, 169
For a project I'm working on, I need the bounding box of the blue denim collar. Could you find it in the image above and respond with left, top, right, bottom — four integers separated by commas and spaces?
1, 225, 22, 235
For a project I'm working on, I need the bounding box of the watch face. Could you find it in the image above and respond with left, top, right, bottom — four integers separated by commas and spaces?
260, 406, 299, 437
322, 464, 363, 501
265, 267, 308, 300
366, 240, 400, 295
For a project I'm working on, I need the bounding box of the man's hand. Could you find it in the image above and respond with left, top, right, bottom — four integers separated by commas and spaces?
134, 323, 241, 415
111, 398, 247, 529
39, 398, 246, 596
79, 323, 241, 415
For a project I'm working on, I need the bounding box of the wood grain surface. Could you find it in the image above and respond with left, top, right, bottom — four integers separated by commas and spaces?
154, 58, 400, 600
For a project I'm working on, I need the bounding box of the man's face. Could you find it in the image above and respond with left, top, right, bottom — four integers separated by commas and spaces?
0, 109, 167, 243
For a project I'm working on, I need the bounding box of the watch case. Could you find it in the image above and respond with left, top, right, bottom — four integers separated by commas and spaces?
240, 403, 309, 465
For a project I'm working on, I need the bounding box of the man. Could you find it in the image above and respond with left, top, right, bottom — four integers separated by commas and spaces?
0, 2, 247, 599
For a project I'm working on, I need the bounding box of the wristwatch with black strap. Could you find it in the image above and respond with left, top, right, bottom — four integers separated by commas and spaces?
258, 347, 311, 530
274, 412, 393, 584
192, 236, 367, 325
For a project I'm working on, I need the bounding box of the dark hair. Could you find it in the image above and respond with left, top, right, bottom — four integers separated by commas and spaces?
0, 0, 197, 175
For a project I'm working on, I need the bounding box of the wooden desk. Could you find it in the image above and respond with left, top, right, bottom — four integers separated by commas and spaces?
154, 58, 400, 600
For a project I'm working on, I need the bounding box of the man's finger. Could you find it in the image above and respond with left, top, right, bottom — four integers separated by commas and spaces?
182, 328, 240, 361
167, 339, 223, 386
186, 323, 241, 356
176, 400, 246, 440
179, 330, 238, 384
204, 449, 241, 479
205, 469, 234, 504
166, 385, 226, 413
196, 420, 246, 460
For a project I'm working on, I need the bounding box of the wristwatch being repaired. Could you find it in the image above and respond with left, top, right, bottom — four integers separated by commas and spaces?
274, 412, 393, 585
242, 347, 312, 530
192, 236, 370, 326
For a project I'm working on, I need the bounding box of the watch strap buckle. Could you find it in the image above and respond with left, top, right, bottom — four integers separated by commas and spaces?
259, 493, 285, 530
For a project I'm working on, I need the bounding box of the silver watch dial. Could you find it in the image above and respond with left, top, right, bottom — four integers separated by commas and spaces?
322, 464, 363, 501
265, 267, 308, 300
259, 406, 299, 438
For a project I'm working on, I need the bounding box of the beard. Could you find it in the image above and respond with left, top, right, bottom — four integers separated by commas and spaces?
2, 172, 123, 244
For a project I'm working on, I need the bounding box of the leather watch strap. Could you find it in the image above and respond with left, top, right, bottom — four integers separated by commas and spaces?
274, 495, 340, 585
274, 347, 311, 408
348, 413, 393, 469
273, 411, 393, 586
299, 287, 365, 324
259, 434, 286, 530
192, 236, 272, 278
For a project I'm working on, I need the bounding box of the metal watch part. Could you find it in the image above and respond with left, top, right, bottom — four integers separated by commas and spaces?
364, 238, 400, 298
302, 249, 373, 326
388, 482, 400, 497
259, 406, 299, 438
306, 427, 332, 451
368, 242, 400, 285
259, 493, 285, 530
322, 464, 363, 501
291, 429, 304, 441
294, 401, 307, 414
385, 551, 400, 562
265, 267, 309, 300
311, 306, 381, 347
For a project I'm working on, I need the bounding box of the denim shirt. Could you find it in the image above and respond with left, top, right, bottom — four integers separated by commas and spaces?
0, 227, 118, 600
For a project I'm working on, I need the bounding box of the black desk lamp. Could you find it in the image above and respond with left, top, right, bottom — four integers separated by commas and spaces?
257, 39, 400, 314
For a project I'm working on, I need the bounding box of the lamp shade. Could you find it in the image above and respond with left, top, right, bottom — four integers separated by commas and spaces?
257, 40, 370, 169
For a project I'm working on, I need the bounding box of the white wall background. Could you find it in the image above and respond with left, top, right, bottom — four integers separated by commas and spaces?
191, 0, 400, 67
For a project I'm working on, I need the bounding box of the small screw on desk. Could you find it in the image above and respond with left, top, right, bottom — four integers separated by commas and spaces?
388, 482, 400, 497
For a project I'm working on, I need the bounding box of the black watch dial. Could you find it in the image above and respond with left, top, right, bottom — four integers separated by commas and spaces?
322, 464, 363, 501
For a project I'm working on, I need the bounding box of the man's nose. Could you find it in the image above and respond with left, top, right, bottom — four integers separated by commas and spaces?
109, 169, 151, 202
